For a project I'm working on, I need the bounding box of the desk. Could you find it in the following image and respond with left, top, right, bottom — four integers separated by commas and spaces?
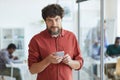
93, 57, 117, 64
91, 57, 119, 78
6, 62, 32, 80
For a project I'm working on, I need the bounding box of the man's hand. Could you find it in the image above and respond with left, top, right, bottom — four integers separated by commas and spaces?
13, 56, 18, 60
62, 54, 81, 69
46, 53, 63, 64
62, 54, 72, 65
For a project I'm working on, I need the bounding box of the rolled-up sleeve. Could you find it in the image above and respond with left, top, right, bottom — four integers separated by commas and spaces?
73, 37, 84, 70
28, 37, 41, 69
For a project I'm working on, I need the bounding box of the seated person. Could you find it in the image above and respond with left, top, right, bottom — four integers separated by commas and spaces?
106, 37, 120, 57
0, 43, 21, 80
85, 20, 108, 60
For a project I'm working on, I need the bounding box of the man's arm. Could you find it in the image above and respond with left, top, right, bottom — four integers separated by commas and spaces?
3, 52, 11, 64
29, 53, 63, 74
29, 57, 50, 74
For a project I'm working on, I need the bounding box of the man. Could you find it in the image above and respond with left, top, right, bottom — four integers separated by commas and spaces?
85, 20, 108, 60
104, 37, 120, 79
28, 4, 83, 80
106, 37, 120, 57
0, 43, 21, 80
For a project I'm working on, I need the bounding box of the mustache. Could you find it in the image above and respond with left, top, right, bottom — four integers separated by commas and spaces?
51, 26, 58, 28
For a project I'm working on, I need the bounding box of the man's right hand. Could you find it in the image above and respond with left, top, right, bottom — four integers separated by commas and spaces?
46, 53, 63, 64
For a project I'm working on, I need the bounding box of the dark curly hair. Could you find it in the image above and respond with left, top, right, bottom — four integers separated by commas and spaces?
115, 37, 120, 42
42, 4, 64, 20
7, 43, 16, 50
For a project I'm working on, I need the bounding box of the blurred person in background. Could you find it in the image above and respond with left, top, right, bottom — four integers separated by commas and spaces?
106, 37, 120, 57
0, 43, 21, 80
85, 20, 108, 60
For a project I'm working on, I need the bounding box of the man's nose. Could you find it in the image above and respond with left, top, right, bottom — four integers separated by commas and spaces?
52, 20, 57, 26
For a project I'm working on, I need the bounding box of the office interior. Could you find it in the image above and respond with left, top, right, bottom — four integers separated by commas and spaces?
0, 0, 120, 80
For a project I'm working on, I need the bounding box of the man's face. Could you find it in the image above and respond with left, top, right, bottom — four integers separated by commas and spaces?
115, 39, 120, 47
45, 16, 62, 35
9, 48, 15, 54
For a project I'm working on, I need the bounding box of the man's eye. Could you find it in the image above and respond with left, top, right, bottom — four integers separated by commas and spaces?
56, 19, 59, 22
47, 19, 52, 22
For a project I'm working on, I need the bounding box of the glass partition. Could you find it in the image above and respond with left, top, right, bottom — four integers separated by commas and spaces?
78, 0, 101, 79
78, 0, 118, 80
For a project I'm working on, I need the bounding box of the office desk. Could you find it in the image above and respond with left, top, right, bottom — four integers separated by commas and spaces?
91, 57, 118, 78
6, 62, 32, 80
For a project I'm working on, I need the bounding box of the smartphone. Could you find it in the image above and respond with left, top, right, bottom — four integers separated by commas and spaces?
55, 51, 64, 57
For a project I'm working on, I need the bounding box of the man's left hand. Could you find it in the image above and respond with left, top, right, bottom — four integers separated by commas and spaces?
62, 54, 72, 65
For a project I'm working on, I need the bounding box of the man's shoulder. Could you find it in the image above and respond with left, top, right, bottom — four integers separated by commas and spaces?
0, 49, 7, 54
62, 29, 77, 41
32, 30, 46, 38
0, 49, 8, 58
107, 44, 114, 48
63, 29, 75, 36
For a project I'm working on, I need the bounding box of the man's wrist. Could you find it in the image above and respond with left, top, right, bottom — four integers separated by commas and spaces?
67, 60, 73, 66
45, 57, 51, 65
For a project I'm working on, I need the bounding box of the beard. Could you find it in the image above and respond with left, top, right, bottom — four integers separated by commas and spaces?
48, 26, 61, 35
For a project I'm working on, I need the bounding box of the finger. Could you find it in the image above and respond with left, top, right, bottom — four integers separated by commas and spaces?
63, 56, 70, 62
63, 54, 70, 59
57, 59, 63, 63
51, 52, 57, 56
56, 57, 63, 61
63, 60, 69, 64
62, 58, 68, 63
64, 54, 69, 57
63, 56, 69, 60
53, 58, 62, 63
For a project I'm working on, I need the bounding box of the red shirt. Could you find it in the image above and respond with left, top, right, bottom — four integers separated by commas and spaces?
28, 29, 83, 80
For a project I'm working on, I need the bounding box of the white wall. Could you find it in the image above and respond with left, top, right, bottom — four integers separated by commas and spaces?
104, 0, 117, 43
0, 0, 78, 59
0, 0, 48, 59
0, 1, 78, 79
0, 0, 58, 27
105, 0, 117, 19
117, 0, 120, 36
